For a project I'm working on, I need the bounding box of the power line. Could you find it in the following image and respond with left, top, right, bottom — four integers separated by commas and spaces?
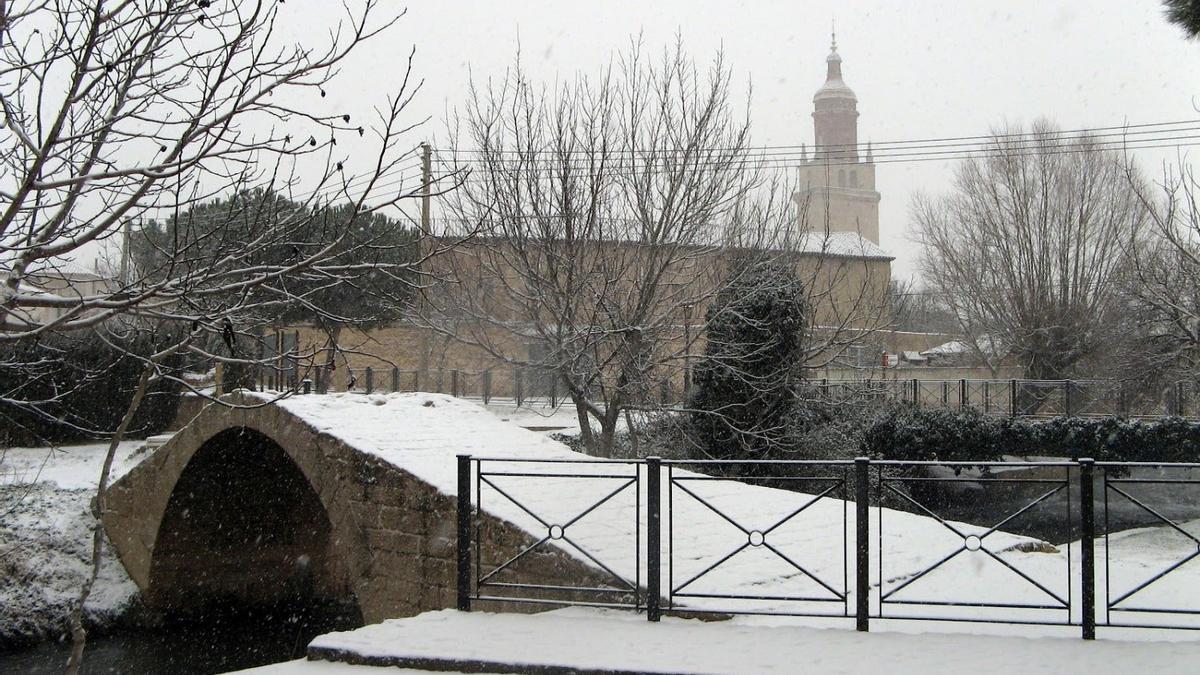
441, 118, 1200, 156
438, 128, 1200, 170
436, 137, 1200, 180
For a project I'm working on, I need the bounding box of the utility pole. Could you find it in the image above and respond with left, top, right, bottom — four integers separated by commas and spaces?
119, 219, 131, 284
420, 142, 432, 233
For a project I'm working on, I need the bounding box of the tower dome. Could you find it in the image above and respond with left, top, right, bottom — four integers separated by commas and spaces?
814, 39, 857, 103
811, 32, 859, 162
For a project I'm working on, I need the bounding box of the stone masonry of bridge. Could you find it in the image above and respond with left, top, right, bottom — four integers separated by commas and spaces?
101, 392, 613, 624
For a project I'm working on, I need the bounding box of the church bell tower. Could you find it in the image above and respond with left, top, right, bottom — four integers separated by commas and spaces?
795, 33, 881, 244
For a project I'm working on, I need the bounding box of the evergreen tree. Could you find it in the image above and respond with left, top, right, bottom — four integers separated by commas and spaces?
1165, 0, 1200, 39
690, 261, 808, 459
133, 189, 421, 331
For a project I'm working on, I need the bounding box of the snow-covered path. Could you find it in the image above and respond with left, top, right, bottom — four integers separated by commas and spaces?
239, 607, 1200, 674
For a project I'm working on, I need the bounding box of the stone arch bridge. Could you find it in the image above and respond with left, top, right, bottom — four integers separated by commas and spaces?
101, 392, 602, 623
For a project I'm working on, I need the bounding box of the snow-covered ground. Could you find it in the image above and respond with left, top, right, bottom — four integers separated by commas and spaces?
0, 442, 144, 647
244, 607, 1200, 675
5, 392, 1200, 670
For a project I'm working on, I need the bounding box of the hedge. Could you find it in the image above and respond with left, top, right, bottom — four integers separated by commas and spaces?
861, 408, 1200, 464
0, 332, 182, 446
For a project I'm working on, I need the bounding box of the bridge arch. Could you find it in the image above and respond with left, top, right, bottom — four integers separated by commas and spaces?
102, 395, 379, 618
147, 426, 358, 617
102, 392, 605, 624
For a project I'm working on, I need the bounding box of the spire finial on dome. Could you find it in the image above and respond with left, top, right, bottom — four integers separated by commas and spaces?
831, 19, 837, 52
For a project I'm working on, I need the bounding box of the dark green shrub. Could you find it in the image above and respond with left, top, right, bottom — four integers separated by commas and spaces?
0, 332, 182, 446
861, 408, 1200, 464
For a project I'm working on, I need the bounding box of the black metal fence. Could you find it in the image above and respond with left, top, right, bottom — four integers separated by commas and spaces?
253, 365, 1196, 420
799, 378, 1195, 419
455, 456, 1200, 639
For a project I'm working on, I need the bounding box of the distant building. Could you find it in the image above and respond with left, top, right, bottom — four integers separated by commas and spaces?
282, 40, 930, 393
794, 34, 882, 246
13, 259, 115, 328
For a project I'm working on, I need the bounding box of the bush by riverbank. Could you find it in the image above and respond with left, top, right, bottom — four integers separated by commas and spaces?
862, 409, 1200, 463
0, 444, 144, 651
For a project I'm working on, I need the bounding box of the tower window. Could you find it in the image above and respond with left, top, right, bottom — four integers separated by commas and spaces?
838, 170, 846, 187
850, 170, 859, 188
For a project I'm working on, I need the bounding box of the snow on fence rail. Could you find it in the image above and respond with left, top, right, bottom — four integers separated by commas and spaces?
455, 456, 1200, 639
249, 364, 1198, 419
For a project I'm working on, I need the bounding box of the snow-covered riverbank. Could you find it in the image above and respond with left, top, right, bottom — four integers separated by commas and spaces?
0, 442, 145, 649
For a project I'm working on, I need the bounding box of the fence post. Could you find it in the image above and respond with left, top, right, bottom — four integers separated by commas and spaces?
1064, 380, 1072, 417
1176, 381, 1186, 417
647, 456, 662, 622
1079, 458, 1096, 640
912, 378, 919, 408
855, 457, 870, 632
483, 371, 492, 404
365, 366, 374, 394
959, 379, 967, 410
392, 366, 400, 393
1010, 379, 1018, 417
941, 381, 948, 406
515, 368, 524, 406
821, 378, 829, 401
452, 369, 460, 398
550, 375, 559, 408
456, 454, 472, 612
413, 370, 421, 393
983, 380, 991, 413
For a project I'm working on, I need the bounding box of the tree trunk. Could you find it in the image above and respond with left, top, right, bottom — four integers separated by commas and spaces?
571, 392, 596, 450
65, 362, 155, 675
597, 421, 616, 458
624, 408, 639, 457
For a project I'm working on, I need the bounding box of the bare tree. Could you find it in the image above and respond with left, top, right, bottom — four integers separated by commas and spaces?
913, 120, 1146, 383
887, 279, 958, 335
425, 40, 893, 456
1120, 161, 1200, 382
0, 1, 452, 669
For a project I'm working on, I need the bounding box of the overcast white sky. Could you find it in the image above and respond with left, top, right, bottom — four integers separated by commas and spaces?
299, 0, 1200, 280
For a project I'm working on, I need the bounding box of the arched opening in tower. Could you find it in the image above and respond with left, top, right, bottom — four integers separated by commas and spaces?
148, 427, 361, 630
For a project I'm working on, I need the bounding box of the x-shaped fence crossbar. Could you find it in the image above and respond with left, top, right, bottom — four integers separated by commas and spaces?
454, 455, 1200, 639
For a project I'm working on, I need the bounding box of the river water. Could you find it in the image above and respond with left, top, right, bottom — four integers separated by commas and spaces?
0, 602, 361, 674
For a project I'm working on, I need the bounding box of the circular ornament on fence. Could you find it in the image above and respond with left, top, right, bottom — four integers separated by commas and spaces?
549, 524, 565, 540
964, 535, 982, 552
748, 530, 766, 547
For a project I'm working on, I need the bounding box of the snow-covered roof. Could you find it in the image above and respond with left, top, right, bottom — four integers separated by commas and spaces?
794, 231, 892, 260
922, 335, 1004, 357
921, 340, 971, 356
25, 257, 108, 281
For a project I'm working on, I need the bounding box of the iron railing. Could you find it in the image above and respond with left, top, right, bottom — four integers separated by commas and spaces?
455, 456, 1200, 639
1098, 461, 1200, 631
252, 366, 1198, 420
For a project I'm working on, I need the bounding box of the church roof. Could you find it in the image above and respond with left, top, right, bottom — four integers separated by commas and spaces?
794, 231, 891, 261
